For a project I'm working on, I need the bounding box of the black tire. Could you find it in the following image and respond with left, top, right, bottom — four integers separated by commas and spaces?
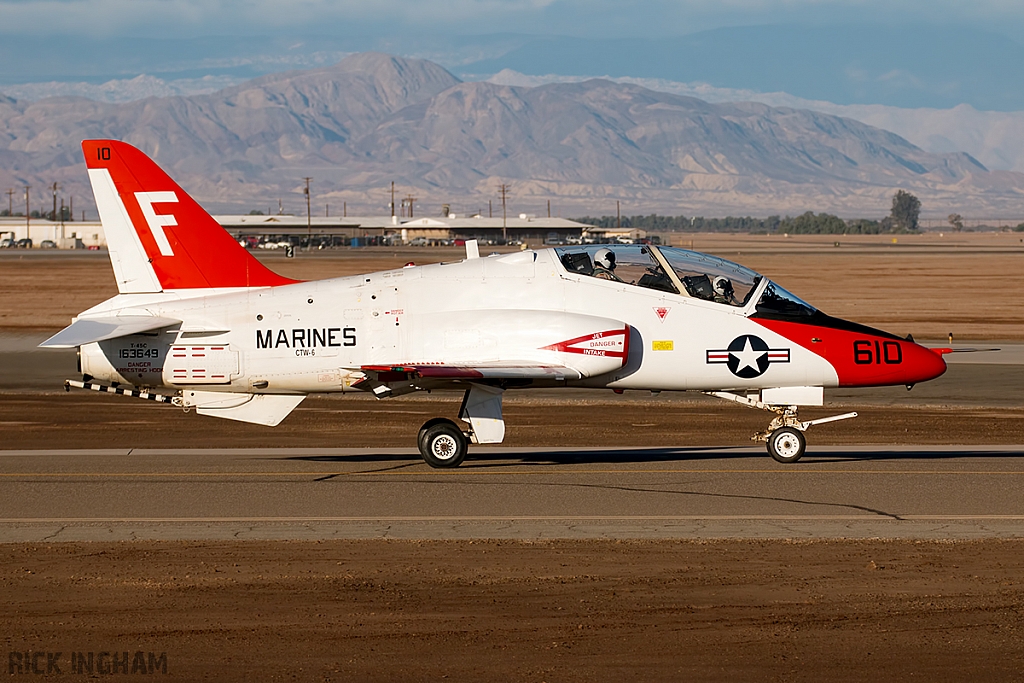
418, 417, 457, 455
767, 427, 806, 464
419, 420, 468, 468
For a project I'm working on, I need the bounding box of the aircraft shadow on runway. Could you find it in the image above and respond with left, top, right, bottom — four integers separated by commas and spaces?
277, 446, 1024, 468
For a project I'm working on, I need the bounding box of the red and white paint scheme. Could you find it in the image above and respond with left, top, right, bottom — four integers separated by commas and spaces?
42, 140, 950, 466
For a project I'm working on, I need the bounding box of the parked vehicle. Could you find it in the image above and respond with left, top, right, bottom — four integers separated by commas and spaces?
0, 238, 14, 248
40, 240, 57, 249
16, 238, 32, 248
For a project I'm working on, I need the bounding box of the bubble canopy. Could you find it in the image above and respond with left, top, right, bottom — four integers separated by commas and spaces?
554, 244, 816, 313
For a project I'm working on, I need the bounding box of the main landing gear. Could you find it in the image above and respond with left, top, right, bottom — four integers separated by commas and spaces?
416, 384, 505, 468
705, 391, 858, 464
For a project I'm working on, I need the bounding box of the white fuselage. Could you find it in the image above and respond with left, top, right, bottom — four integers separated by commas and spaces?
78, 248, 838, 395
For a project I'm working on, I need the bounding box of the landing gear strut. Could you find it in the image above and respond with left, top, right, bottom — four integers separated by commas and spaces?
705, 391, 857, 464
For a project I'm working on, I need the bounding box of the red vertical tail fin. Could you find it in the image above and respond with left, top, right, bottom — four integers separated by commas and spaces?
83, 140, 297, 293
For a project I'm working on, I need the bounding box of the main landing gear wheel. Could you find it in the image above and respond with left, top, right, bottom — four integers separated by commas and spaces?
418, 418, 468, 469
767, 427, 806, 464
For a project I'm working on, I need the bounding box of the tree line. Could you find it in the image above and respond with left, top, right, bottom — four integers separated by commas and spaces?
576, 190, 926, 234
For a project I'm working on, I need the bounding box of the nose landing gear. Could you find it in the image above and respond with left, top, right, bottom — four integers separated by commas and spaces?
705, 391, 857, 463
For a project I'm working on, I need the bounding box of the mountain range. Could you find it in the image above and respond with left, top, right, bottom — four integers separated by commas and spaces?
2, 52, 1022, 219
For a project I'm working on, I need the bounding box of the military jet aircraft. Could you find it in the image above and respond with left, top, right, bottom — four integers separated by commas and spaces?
41, 140, 950, 466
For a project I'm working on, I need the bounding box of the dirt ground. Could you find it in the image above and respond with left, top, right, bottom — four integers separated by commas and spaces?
2, 391, 1024, 450
3, 540, 1024, 681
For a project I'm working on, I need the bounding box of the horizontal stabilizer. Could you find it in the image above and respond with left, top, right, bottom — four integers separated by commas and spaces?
39, 315, 181, 348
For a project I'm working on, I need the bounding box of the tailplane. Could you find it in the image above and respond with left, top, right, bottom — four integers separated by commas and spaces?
83, 140, 296, 293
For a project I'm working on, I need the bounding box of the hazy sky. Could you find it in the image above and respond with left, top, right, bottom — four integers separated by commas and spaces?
3, 0, 1024, 39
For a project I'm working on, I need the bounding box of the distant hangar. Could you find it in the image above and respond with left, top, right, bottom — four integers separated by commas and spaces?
216, 213, 599, 245
0, 213, 642, 248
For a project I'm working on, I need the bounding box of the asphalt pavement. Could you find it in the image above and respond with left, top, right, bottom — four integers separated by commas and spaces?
3, 445, 1024, 541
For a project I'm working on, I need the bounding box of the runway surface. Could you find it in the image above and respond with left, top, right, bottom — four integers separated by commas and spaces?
3, 445, 1024, 541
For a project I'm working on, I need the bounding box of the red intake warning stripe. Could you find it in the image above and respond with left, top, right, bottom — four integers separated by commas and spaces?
542, 326, 629, 361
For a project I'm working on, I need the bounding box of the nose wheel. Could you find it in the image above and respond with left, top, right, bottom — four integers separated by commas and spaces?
766, 427, 806, 463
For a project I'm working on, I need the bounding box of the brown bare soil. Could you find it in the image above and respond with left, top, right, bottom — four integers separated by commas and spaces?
3, 540, 1024, 681
2, 392, 1024, 450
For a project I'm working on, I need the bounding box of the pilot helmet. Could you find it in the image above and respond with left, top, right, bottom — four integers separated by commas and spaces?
713, 275, 734, 297
594, 248, 616, 270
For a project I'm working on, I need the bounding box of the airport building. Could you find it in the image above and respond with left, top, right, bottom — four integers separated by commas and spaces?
1, 213, 610, 248
217, 213, 595, 246
0, 217, 104, 248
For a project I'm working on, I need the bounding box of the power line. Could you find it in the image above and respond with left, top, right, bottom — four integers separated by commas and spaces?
498, 183, 510, 241
302, 177, 312, 244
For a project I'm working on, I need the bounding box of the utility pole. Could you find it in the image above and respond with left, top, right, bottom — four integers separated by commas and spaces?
69, 196, 73, 222
24, 185, 30, 234
343, 201, 346, 218
390, 181, 395, 219
325, 203, 329, 218
405, 194, 416, 219
616, 200, 621, 230
5, 188, 12, 217
60, 198, 65, 239
488, 200, 492, 218
498, 183, 509, 241
547, 199, 551, 218
302, 177, 312, 245
51, 182, 58, 222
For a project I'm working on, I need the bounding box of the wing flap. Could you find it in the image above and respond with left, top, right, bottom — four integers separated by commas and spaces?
39, 315, 181, 348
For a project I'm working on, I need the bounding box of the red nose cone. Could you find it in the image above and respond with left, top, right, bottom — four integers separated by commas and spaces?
903, 343, 947, 384
826, 335, 947, 387
754, 316, 946, 388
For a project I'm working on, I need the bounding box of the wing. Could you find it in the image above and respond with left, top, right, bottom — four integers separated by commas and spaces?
353, 322, 632, 397
354, 362, 584, 397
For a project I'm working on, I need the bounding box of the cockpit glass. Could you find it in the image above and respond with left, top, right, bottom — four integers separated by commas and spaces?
555, 245, 678, 294
657, 247, 761, 307
755, 282, 817, 317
